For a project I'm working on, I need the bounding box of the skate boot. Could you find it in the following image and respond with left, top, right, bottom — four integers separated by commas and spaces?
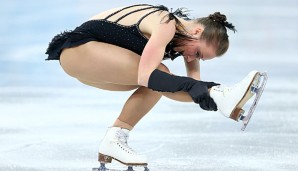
96, 127, 149, 171
210, 70, 268, 128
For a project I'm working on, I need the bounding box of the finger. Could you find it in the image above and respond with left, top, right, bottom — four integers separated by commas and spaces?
199, 97, 214, 111
206, 82, 220, 89
199, 99, 209, 110
208, 97, 218, 111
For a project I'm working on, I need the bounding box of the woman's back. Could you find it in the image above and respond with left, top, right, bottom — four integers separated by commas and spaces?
46, 4, 188, 61
89, 4, 175, 39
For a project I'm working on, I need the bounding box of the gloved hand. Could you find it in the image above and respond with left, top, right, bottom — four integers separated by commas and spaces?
188, 81, 220, 111
148, 69, 220, 111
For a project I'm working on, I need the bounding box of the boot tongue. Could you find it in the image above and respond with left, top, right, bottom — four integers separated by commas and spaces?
121, 128, 130, 135
117, 128, 130, 143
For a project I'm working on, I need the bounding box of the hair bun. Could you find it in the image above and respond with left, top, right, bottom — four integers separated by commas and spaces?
209, 12, 226, 23
209, 12, 236, 33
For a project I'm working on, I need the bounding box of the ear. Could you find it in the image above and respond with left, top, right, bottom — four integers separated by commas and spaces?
193, 27, 203, 37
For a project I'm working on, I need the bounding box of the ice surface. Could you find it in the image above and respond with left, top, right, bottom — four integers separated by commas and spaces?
1, 0, 298, 171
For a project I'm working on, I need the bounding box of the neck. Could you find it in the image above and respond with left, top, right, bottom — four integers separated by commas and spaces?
177, 18, 195, 32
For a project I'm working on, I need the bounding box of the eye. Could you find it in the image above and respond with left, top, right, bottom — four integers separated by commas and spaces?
196, 51, 200, 58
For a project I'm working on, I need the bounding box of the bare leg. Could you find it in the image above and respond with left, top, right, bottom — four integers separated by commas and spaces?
60, 42, 195, 130
78, 79, 162, 130
61, 41, 194, 101
114, 86, 162, 129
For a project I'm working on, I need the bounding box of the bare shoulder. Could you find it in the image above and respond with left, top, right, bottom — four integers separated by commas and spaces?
139, 10, 177, 38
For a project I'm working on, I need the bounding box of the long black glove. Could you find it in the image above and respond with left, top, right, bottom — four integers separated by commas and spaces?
148, 69, 219, 111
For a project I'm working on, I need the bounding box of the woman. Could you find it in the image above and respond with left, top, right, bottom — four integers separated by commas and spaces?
46, 4, 260, 167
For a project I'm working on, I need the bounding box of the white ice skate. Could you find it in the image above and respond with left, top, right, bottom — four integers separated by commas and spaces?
93, 127, 149, 171
210, 70, 268, 131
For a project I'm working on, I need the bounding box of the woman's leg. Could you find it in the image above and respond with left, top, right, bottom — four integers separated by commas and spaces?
60, 41, 193, 129
114, 86, 162, 129
60, 41, 140, 85
78, 79, 162, 130
60, 41, 193, 101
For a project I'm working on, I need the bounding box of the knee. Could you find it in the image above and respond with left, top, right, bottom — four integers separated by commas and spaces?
157, 63, 170, 73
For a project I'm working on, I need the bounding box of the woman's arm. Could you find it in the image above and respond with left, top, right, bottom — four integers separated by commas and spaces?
184, 58, 201, 80
138, 19, 176, 86
137, 13, 218, 111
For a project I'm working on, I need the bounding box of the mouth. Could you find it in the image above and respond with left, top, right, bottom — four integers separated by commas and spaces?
183, 55, 190, 60
184, 55, 202, 61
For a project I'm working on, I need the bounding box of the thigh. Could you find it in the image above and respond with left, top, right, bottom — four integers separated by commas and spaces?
60, 41, 140, 86
78, 79, 139, 91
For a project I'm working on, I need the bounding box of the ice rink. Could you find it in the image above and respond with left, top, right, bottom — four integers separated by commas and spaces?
1, 1, 298, 171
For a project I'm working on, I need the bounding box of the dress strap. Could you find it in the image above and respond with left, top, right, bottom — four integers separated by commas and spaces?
137, 5, 191, 26
104, 4, 153, 20
114, 6, 155, 23
136, 8, 165, 26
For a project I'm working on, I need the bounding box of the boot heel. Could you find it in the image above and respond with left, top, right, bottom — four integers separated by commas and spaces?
230, 108, 245, 121
98, 153, 112, 163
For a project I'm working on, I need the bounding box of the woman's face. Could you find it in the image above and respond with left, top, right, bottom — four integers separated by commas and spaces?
176, 39, 217, 62
175, 23, 218, 62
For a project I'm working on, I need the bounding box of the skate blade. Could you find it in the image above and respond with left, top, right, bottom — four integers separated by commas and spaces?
240, 72, 268, 131
230, 71, 261, 121
98, 153, 148, 166
92, 163, 149, 171
97, 154, 149, 171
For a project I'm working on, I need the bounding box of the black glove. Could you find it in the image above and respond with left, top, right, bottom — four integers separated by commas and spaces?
148, 69, 220, 111
188, 81, 219, 111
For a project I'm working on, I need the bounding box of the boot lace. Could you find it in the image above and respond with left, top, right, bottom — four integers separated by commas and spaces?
214, 85, 231, 96
115, 130, 136, 155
